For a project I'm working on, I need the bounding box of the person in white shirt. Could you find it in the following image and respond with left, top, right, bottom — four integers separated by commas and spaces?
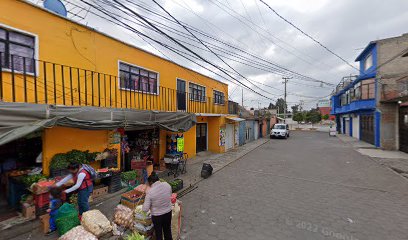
142, 172, 172, 240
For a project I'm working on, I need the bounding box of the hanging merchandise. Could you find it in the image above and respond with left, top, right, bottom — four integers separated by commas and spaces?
166, 133, 184, 155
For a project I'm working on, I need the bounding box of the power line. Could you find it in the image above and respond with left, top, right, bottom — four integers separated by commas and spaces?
77, 0, 274, 101
258, 0, 359, 71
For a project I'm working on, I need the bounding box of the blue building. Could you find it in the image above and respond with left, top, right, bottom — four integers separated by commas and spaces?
331, 33, 408, 150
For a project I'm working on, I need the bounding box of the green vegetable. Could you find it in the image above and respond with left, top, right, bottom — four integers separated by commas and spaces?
50, 153, 69, 170
121, 171, 138, 182
125, 232, 145, 240
21, 174, 46, 187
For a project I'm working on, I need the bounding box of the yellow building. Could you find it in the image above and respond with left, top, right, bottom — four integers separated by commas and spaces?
0, 0, 240, 175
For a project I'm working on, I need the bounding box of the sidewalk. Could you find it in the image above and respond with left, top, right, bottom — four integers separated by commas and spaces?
1, 138, 269, 240
337, 134, 408, 179
161, 138, 270, 192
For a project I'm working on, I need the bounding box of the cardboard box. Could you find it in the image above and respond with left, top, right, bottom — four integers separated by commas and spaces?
92, 186, 108, 199
39, 214, 50, 234
22, 205, 36, 219
120, 190, 145, 209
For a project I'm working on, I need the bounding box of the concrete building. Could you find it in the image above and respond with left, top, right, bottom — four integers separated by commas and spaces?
0, 0, 237, 176
331, 33, 408, 151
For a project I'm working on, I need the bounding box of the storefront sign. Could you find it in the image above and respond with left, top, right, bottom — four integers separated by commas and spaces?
109, 131, 121, 144
177, 137, 184, 152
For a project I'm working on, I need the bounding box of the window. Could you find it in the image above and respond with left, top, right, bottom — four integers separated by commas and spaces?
0, 26, 35, 73
213, 90, 225, 104
119, 62, 158, 94
364, 53, 373, 71
189, 83, 206, 102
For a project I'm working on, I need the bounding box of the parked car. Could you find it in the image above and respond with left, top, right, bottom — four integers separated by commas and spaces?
270, 123, 290, 139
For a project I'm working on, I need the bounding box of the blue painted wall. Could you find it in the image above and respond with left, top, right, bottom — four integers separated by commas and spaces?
349, 117, 353, 137
358, 44, 377, 77
239, 121, 246, 146
375, 111, 381, 147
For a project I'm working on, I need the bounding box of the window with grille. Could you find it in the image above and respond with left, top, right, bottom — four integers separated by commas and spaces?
189, 83, 206, 102
213, 90, 225, 104
0, 27, 36, 73
119, 62, 158, 94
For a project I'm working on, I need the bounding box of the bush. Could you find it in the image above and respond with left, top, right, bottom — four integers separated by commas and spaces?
121, 171, 138, 182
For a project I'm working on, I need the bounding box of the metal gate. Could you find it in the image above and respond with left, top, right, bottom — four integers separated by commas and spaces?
360, 114, 375, 145
225, 124, 234, 151
399, 107, 408, 153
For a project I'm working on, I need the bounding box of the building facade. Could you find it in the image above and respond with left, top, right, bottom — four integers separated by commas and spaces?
0, 0, 236, 174
331, 33, 408, 151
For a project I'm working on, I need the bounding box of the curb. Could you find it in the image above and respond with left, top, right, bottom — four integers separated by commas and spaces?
336, 135, 408, 182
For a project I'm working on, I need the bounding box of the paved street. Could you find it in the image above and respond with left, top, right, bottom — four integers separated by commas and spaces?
180, 131, 408, 240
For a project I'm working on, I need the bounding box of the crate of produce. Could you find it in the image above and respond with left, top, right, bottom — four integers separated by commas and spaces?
120, 190, 145, 209
34, 192, 50, 208
131, 160, 146, 170
92, 185, 108, 199
169, 179, 183, 193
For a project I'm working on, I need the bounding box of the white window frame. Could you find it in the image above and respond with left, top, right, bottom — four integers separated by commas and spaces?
0, 23, 39, 76
189, 81, 206, 102
364, 53, 373, 71
213, 89, 225, 105
117, 60, 160, 95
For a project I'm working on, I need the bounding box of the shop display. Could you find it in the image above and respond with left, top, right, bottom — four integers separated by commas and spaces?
56, 203, 80, 236
113, 204, 133, 228
134, 205, 152, 225
81, 209, 112, 237
30, 179, 55, 194
20, 174, 46, 187
59, 225, 98, 240
133, 205, 153, 238
120, 190, 145, 209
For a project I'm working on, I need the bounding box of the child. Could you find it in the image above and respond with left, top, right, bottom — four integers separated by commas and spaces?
46, 187, 63, 235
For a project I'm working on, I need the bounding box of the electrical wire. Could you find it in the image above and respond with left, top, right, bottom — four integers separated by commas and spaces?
258, 0, 359, 71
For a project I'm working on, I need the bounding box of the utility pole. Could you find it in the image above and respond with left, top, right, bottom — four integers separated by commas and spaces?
282, 77, 292, 123
241, 87, 244, 107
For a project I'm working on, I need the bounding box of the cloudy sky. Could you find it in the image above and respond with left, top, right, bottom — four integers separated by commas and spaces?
33, 0, 408, 109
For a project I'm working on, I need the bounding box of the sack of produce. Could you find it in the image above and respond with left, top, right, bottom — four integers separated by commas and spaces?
125, 232, 146, 240
114, 204, 133, 228
132, 222, 154, 235
172, 200, 182, 240
81, 209, 113, 237
56, 203, 80, 236
134, 205, 152, 225
58, 226, 97, 240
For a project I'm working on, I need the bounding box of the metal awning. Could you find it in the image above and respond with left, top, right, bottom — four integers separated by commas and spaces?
226, 116, 245, 122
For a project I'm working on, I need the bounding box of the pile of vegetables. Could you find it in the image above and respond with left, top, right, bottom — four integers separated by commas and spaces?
21, 174, 46, 187
50, 150, 100, 170
113, 204, 133, 228
81, 210, 112, 237
121, 171, 138, 182
125, 232, 145, 240
59, 226, 97, 240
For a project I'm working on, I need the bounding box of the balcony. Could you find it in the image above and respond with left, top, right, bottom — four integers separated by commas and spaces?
381, 76, 408, 102
0, 54, 227, 114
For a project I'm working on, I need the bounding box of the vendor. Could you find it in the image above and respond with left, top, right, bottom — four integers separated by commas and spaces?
55, 163, 93, 215
142, 172, 173, 240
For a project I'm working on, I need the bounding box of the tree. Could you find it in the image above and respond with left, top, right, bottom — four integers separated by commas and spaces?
268, 103, 276, 109
275, 98, 286, 114
322, 114, 329, 120
306, 110, 322, 125
291, 104, 300, 114
293, 112, 304, 123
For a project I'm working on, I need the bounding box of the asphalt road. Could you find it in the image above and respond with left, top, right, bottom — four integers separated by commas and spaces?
180, 131, 408, 240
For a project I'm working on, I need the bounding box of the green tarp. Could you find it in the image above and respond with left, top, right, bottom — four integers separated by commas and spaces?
0, 102, 196, 146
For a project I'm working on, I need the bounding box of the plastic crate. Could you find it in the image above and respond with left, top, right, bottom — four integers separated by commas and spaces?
34, 192, 50, 208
